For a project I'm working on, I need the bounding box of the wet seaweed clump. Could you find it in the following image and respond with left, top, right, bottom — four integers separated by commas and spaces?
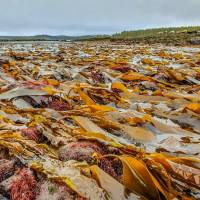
10, 168, 37, 200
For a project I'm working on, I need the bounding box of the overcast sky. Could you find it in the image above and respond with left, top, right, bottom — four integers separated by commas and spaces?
0, 0, 200, 36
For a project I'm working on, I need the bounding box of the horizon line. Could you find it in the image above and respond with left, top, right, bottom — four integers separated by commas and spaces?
0, 25, 200, 37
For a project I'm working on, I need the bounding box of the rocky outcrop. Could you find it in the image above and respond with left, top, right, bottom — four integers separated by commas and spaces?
190, 37, 200, 45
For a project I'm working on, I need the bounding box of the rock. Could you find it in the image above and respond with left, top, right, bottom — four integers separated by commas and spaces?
190, 37, 200, 45
36, 180, 74, 200
0, 194, 8, 200
0, 59, 9, 67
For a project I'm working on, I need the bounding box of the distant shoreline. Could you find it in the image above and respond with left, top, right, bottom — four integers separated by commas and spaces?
0, 26, 200, 45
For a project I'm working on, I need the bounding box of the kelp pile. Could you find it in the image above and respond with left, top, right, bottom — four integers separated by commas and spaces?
0, 41, 200, 200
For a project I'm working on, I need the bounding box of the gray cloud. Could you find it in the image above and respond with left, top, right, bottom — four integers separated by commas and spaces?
0, 0, 200, 35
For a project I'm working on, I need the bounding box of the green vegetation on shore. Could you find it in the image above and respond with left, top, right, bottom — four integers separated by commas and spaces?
111, 26, 200, 45
112, 26, 200, 39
